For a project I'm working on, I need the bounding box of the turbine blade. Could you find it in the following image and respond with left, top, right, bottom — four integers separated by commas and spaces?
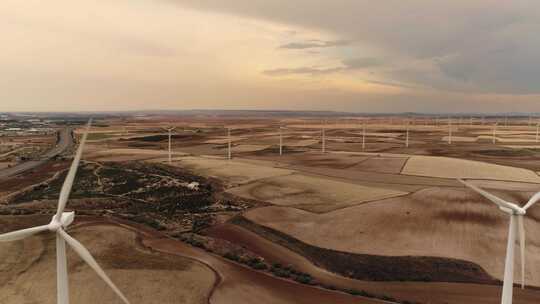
0, 225, 49, 242
56, 119, 92, 217
58, 229, 130, 304
523, 192, 540, 211
458, 179, 517, 211
518, 215, 526, 289
57, 233, 69, 304
502, 216, 517, 304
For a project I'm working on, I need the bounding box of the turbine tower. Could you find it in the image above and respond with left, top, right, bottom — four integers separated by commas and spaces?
405, 120, 410, 148
227, 127, 232, 160
448, 118, 453, 145
362, 122, 366, 151
279, 125, 285, 156
0, 120, 130, 304
536, 122, 539, 143
493, 123, 498, 144
163, 126, 176, 164
321, 120, 326, 154
459, 179, 540, 304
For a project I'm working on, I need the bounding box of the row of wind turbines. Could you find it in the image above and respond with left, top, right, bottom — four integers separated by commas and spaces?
159, 120, 540, 304
161, 118, 540, 162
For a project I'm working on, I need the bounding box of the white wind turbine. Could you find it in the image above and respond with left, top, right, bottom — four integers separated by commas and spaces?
493, 122, 499, 144
405, 119, 410, 148
0, 120, 130, 304
279, 125, 285, 156
459, 179, 540, 304
362, 122, 366, 151
536, 122, 540, 143
227, 127, 232, 160
448, 117, 453, 145
321, 120, 327, 154
163, 126, 176, 164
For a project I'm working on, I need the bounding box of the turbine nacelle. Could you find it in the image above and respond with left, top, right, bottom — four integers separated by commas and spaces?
49, 212, 75, 231
499, 205, 526, 216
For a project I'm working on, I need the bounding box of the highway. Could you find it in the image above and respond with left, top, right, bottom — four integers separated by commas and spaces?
0, 128, 73, 180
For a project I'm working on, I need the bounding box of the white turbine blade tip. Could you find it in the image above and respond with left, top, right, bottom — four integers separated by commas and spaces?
458, 179, 516, 210
59, 230, 130, 304
523, 192, 540, 210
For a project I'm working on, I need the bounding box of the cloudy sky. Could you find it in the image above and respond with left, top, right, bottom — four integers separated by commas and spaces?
1, 0, 539, 112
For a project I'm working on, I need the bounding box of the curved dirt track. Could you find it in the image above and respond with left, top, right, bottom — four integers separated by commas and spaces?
76, 218, 384, 304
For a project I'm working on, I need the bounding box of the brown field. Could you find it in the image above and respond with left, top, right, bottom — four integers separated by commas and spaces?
0, 217, 215, 304
205, 223, 540, 304
228, 173, 407, 212
243, 186, 540, 286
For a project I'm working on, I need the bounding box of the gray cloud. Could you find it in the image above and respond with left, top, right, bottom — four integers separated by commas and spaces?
343, 57, 384, 69
263, 66, 342, 76
279, 39, 350, 49
263, 56, 384, 76
175, 0, 540, 94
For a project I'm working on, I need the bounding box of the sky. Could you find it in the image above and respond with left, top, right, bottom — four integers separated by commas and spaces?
1, 0, 539, 113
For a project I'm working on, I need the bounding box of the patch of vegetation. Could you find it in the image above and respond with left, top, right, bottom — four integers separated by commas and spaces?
180, 233, 421, 304
233, 217, 497, 285
475, 149, 537, 157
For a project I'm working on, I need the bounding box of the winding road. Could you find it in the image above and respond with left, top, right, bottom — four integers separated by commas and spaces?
0, 128, 73, 180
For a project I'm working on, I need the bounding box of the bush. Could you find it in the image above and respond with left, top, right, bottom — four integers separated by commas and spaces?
294, 274, 312, 284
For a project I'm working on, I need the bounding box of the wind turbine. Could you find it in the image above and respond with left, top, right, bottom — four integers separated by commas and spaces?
0, 120, 130, 304
459, 179, 540, 304
448, 118, 453, 145
321, 120, 326, 154
227, 127, 232, 160
493, 123, 499, 144
279, 125, 285, 156
536, 122, 540, 143
163, 126, 176, 164
405, 120, 410, 148
362, 122, 366, 151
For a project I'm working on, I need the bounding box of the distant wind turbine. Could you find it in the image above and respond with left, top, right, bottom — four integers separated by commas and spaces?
279, 125, 285, 156
536, 123, 539, 143
362, 122, 366, 151
163, 126, 176, 164
448, 118, 453, 145
321, 120, 326, 153
459, 179, 540, 304
405, 120, 410, 148
0, 120, 130, 304
493, 123, 498, 144
227, 127, 232, 160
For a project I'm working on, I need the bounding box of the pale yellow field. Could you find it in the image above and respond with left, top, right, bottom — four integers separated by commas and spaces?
503, 145, 540, 149
477, 136, 538, 143
402, 156, 540, 183
244, 186, 540, 286
350, 132, 403, 138
282, 139, 319, 147
0, 223, 215, 304
171, 156, 294, 186
442, 136, 477, 142
228, 173, 407, 212
231, 144, 270, 153
204, 137, 246, 144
